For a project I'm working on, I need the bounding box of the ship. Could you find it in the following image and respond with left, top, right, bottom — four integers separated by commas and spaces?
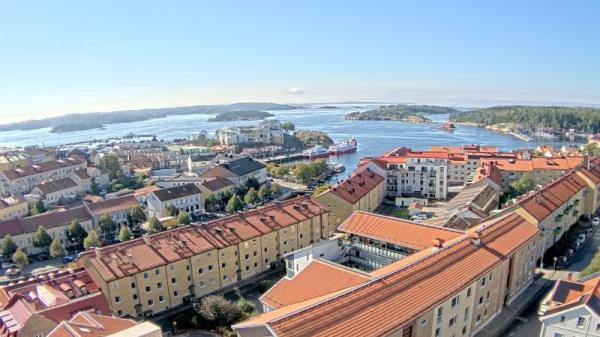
441, 122, 456, 131
328, 139, 358, 155
303, 145, 330, 158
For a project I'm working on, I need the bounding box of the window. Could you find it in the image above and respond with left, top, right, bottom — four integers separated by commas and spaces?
553, 334, 563, 337
560, 316, 565, 322
143, 272, 149, 279
148, 299, 153, 306
466, 288, 471, 297
131, 282, 136, 289
479, 296, 483, 305
222, 262, 226, 268
420, 319, 427, 326
208, 265, 213, 271
199, 268, 203, 274
223, 275, 227, 280
449, 316, 456, 327
159, 295, 164, 302
174, 291, 178, 297
464, 308, 469, 322
155, 269, 160, 275
170, 264, 175, 270
171, 277, 177, 284
577, 317, 586, 328
451, 296, 460, 307
435, 328, 440, 337
145, 286, 151, 293
157, 282, 163, 289
133, 294, 138, 300
115, 296, 121, 303
480, 277, 486, 287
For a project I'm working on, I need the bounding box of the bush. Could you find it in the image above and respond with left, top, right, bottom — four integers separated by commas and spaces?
197, 295, 242, 329
582, 250, 600, 276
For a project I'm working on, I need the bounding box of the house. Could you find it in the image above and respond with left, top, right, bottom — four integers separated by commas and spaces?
48, 312, 162, 337
28, 177, 79, 207
408, 201, 425, 216
0, 196, 28, 222
147, 183, 202, 218
0, 206, 93, 254
199, 177, 236, 206
313, 168, 385, 237
0, 157, 87, 196
0, 268, 111, 337
200, 157, 267, 185
85, 195, 140, 232
539, 274, 600, 337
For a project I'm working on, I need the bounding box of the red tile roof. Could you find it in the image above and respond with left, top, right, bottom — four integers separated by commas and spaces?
1, 157, 85, 180
85, 195, 139, 216
328, 169, 383, 204
47, 312, 137, 337
338, 211, 463, 251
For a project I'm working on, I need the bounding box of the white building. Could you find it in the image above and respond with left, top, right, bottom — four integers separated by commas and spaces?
216, 120, 285, 146
147, 183, 202, 218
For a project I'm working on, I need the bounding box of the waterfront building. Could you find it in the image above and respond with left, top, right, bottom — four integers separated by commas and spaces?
313, 168, 385, 236
216, 120, 285, 146
77, 196, 329, 318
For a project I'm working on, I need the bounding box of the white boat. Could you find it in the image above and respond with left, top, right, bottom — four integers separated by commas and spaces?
303, 145, 329, 158
328, 139, 357, 155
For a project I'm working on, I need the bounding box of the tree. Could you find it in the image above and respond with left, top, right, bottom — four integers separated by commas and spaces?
281, 122, 295, 133
205, 194, 219, 212
83, 230, 101, 250
128, 205, 146, 225
197, 295, 242, 329
271, 183, 282, 196
258, 185, 272, 201
177, 211, 191, 225
49, 239, 66, 258
509, 174, 535, 197
30, 200, 46, 215
12, 249, 28, 268
583, 142, 600, 157
292, 163, 315, 184
246, 177, 260, 191
66, 219, 88, 249
312, 184, 332, 197
90, 177, 100, 195
146, 216, 164, 234
2, 234, 17, 260
119, 225, 133, 242
165, 204, 177, 217
237, 299, 256, 319
98, 213, 116, 240
225, 195, 244, 213
244, 188, 259, 205
98, 154, 122, 180
32, 226, 52, 252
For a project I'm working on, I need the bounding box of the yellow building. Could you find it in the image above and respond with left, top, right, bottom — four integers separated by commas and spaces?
78, 195, 329, 318
314, 168, 385, 237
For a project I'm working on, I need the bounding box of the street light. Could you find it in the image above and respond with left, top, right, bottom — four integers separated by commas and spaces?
553, 256, 558, 270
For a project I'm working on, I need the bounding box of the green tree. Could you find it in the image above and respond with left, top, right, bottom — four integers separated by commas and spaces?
311, 159, 328, 176
281, 122, 295, 133
177, 211, 191, 225
49, 239, 66, 258
32, 226, 53, 252
271, 183, 282, 196
2, 234, 18, 260
165, 204, 177, 217
258, 185, 272, 201
98, 154, 122, 180
119, 225, 133, 242
30, 200, 46, 215
90, 177, 100, 195
312, 184, 332, 197
205, 194, 219, 212
12, 248, 28, 268
292, 163, 315, 184
98, 213, 116, 240
225, 195, 244, 213
128, 205, 146, 225
146, 216, 164, 234
237, 299, 256, 319
583, 142, 600, 157
244, 188, 259, 205
509, 174, 535, 197
246, 177, 260, 190
83, 230, 101, 250
197, 295, 243, 329
66, 219, 88, 249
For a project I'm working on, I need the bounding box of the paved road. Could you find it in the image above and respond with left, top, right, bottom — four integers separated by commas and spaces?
0, 257, 64, 284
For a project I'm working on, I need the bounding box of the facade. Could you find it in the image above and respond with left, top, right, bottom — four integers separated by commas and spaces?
0, 157, 87, 196
78, 196, 329, 318
147, 184, 202, 218
0, 196, 28, 222
539, 275, 600, 337
28, 177, 79, 207
85, 195, 141, 232
0, 206, 93, 254
199, 177, 236, 206
216, 120, 285, 146
200, 157, 267, 185
314, 168, 385, 237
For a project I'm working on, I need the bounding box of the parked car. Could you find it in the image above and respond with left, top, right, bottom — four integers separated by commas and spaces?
555, 256, 573, 270
62, 255, 75, 264
1, 262, 15, 270
593, 217, 599, 226
5, 268, 21, 277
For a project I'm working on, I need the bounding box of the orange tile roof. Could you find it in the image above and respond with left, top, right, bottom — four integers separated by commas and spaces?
543, 276, 600, 316
328, 169, 384, 204
80, 196, 329, 282
579, 166, 600, 184
260, 260, 371, 309
338, 211, 463, 251
483, 158, 533, 172
47, 312, 137, 337
236, 212, 539, 336
531, 157, 582, 170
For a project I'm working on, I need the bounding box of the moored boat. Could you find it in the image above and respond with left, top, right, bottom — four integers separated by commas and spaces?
328, 139, 357, 155
303, 145, 330, 158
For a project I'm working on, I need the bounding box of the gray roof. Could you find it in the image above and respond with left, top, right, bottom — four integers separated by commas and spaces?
33, 177, 78, 195
152, 184, 201, 202
220, 157, 266, 176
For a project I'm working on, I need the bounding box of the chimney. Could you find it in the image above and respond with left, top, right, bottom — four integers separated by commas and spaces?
142, 235, 151, 245
432, 238, 444, 250
94, 247, 102, 259
567, 273, 573, 281
471, 232, 481, 246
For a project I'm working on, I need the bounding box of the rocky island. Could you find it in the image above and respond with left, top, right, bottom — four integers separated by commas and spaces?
207, 110, 275, 122
50, 122, 105, 133
344, 104, 458, 123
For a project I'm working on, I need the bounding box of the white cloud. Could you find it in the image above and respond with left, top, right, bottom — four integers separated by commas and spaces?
287, 87, 305, 95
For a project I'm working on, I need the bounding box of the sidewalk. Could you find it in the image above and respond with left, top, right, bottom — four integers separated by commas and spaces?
474, 272, 554, 337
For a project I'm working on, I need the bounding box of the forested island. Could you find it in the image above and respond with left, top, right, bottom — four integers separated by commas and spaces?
0, 103, 297, 131
345, 104, 459, 122
207, 110, 274, 122
450, 106, 600, 133
50, 122, 105, 133
295, 130, 334, 147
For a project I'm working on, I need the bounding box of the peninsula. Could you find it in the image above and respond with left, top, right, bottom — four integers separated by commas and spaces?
50, 122, 105, 133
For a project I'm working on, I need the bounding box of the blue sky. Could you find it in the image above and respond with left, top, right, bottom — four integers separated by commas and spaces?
1, 1, 599, 122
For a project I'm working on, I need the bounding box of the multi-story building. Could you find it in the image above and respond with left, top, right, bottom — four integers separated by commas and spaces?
0, 157, 87, 196
77, 196, 329, 318
313, 168, 385, 236
85, 195, 141, 234
538, 274, 600, 337
232, 162, 600, 337
28, 177, 79, 207
0, 268, 111, 337
216, 120, 285, 146
200, 156, 267, 185
199, 177, 236, 207
147, 184, 202, 218
0, 195, 28, 222
0, 206, 93, 254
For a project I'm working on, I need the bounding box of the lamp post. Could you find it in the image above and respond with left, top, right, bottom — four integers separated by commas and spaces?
553, 256, 558, 270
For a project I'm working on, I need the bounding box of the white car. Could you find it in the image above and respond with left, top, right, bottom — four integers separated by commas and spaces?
593, 217, 599, 226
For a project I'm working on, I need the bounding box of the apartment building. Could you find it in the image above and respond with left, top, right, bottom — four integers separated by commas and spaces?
538, 274, 600, 337
28, 177, 79, 207
216, 120, 285, 146
0, 157, 87, 196
0, 206, 93, 254
314, 168, 385, 237
200, 157, 267, 185
232, 162, 600, 337
0, 195, 28, 222
147, 183, 202, 218
0, 267, 111, 337
199, 177, 236, 206
48, 312, 162, 337
85, 195, 140, 230
77, 196, 329, 318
